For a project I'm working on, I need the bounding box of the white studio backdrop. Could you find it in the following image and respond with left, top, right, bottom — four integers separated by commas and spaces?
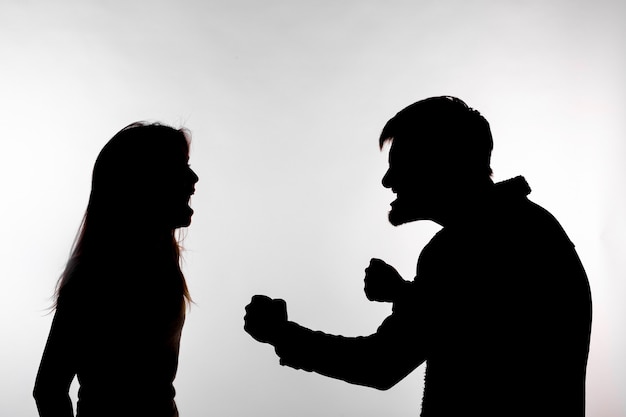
0, 1, 624, 416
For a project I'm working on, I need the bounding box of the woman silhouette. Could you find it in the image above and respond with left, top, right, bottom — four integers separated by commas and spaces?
34, 122, 199, 417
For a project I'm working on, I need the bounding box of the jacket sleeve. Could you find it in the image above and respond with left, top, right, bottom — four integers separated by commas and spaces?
273, 303, 428, 390
33, 301, 78, 417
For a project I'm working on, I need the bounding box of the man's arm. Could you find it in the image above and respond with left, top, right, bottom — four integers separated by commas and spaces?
275, 315, 426, 390
244, 294, 427, 390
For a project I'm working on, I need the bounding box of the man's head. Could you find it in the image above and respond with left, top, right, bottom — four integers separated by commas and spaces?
380, 96, 493, 226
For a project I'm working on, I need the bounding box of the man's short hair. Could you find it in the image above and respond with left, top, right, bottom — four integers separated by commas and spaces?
380, 96, 493, 177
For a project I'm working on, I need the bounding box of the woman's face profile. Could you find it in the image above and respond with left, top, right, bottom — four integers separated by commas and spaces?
154, 142, 199, 230
170, 157, 199, 229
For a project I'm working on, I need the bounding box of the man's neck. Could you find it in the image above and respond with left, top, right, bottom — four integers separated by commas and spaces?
435, 178, 495, 228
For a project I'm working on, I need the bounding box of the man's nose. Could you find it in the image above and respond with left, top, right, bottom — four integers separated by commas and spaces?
190, 168, 199, 184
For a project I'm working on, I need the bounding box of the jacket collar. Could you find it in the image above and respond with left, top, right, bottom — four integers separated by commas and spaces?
494, 176, 531, 198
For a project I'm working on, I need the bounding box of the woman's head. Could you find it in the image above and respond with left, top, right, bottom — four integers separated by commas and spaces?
90, 122, 199, 232
55, 122, 198, 308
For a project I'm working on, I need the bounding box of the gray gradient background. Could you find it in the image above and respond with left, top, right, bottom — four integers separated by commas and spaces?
1, 1, 624, 415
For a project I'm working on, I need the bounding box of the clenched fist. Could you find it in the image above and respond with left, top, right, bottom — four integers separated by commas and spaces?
244, 295, 288, 345
364, 258, 408, 302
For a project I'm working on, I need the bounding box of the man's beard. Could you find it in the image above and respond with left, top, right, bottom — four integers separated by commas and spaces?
388, 200, 421, 226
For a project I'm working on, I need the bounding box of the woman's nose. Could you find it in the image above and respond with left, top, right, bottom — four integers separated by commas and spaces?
382, 169, 392, 189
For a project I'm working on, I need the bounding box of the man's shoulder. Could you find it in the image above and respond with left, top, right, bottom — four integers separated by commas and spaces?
496, 193, 574, 248
417, 194, 573, 267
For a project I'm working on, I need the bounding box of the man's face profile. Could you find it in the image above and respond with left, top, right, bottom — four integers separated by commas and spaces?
382, 139, 445, 226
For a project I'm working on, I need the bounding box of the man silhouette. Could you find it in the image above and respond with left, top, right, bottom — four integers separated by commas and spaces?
244, 96, 592, 416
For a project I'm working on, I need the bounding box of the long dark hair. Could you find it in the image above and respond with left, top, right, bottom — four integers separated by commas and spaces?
54, 122, 193, 309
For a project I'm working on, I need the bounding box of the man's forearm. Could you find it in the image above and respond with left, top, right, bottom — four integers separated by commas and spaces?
273, 321, 419, 390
